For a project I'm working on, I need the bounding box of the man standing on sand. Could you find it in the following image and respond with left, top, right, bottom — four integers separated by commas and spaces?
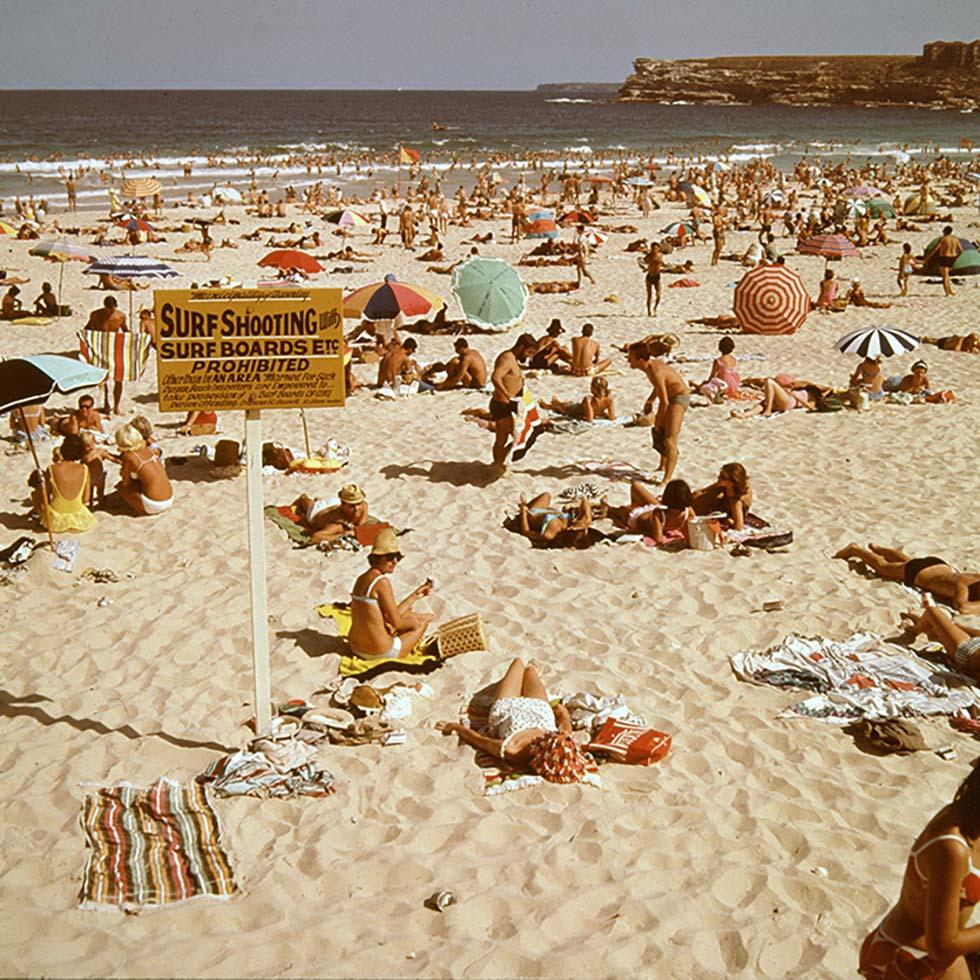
628, 340, 690, 484
574, 239, 595, 288
66, 176, 77, 212
487, 333, 537, 474
931, 226, 963, 297
711, 209, 727, 267
641, 242, 664, 316
85, 295, 128, 415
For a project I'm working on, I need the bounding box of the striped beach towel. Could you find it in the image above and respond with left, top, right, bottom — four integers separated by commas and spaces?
79, 777, 239, 911
77, 329, 152, 382
510, 384, 543, 463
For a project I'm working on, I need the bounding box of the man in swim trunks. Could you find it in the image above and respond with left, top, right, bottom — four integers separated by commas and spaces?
931, 225, 964, 297
641, 242, 664, 316
487, 333, 536, 475
292, 483, 369, 545
85, 295, 129, 415
628, 340, 690, 484
562, 323, 611, 377
834, 543, 980, 615
422, 338, 488, 391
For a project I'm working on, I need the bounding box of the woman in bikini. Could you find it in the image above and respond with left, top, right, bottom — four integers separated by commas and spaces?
540, 376, 616, 422
731, 375, 824, 419
436, 658, 589, 783
859, 763, 980, 979
516, 492, 595, 549
834, 544, 980, 615
347, 528, 433, 660
114, 424, 174, 516
692, 462, 753, 531
607, 478, 694, 546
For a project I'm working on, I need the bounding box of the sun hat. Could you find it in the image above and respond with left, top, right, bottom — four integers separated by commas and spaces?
339, 483, 366, 505
370, 527, 402, 558
528, 731, 589, 784
114, 424, 146, 452
912, 359, 927, 371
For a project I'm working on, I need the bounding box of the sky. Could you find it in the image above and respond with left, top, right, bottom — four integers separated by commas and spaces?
1, 0, 977, 89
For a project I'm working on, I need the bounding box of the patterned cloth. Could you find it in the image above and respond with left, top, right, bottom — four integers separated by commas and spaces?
77, 329, 152, 382
730, 632, 980, 724
79, 778, 239, 911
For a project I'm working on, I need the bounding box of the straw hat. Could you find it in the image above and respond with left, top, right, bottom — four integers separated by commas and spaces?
370, 527, 402, 558
115, 424, 146, 452
339, 483, 366, 505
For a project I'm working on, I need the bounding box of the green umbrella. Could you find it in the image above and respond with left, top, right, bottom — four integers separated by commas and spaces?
905, 192, 937, 216
917, 243, 980, 276
450, 256, 529, 333
865, 198, 895, 219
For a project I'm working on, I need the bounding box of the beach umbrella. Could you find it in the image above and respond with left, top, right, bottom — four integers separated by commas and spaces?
117, 217, 155, 234
324, 208, 372, 228
580, 229, 608, 248
967, 172, 980, 183
527, 208, 555, 222
258, 249, 323, 275
865, 198, 896, 219
836, 326, 919, 359
525, 218, 559, 239
733, 264, 810, 336
0, 221, 18, 235
846, 200, 868, 219
904, 192, 938, 216
684, 185, 711, 206
212, 186, 243, 204
588, 176, 613, 184
762, 189, 785, 205
798, 233, 860, 260
119, 177, 162, 199
0, 354, 108, 549
83, 255, 178, 323
451, 256, 528, 333
29, 241, 98, 310
558, 210, 595, 226
343, 274, 443, 321
917, 245, 980, 277
661, 220, 696, 236
844, 186, 887, 198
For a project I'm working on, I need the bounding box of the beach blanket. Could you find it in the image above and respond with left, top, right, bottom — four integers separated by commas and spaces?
9, 316, 53, 326
264, 505, 315, 547
463, 689, 601, 796
511, 384, 543, 462
730, 632, 980, 724
264, 505, 390, 553
78, 777, 239, 912
78, 329, 152, 382
198, 745, 336, 799
317, 602, 444, 679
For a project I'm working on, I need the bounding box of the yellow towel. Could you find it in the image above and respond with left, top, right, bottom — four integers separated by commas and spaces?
316, 603, 438, 677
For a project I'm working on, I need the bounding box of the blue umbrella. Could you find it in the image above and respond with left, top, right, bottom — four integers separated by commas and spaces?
84, 255, 178, 322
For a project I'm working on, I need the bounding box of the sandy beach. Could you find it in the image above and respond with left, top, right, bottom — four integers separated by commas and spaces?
1, 172, 979, 979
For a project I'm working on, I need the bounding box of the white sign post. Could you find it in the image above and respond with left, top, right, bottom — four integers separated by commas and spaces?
154, 287, 345, 734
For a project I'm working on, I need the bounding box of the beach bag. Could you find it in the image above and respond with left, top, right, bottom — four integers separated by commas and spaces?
354, 522, 391, 548
687, 516, 724, 551
586, 718, 671, 766
431, 613, 487, 660
816, 395, 845, 413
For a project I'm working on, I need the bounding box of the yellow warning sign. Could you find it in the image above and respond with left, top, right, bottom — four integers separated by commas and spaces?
154, 287, 345, 412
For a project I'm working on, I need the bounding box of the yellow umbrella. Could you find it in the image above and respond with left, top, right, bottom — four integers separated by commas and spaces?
120, 177, 162, 199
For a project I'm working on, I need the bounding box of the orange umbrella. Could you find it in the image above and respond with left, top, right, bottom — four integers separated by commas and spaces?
258, 250, 323, 274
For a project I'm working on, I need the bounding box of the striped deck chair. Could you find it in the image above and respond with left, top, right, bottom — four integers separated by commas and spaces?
78, 329, 152, 382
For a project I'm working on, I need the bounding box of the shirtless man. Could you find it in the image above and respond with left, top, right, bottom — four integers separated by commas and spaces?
574, 240, 595, 287
640, 242, 664, 315
1, 285, 22, 319
564, 323, 611, 376
529, 320, 571, 371
711, 210, 727, 267
834, 544, 980, 615
85, 296, 129, 415
34, 282, 59, 317
423, 338, 487, 390
58, 394, 106, 437
628, 340, 690, 484
930, 226, 964, 297
487, 333, 537, 474
291, 484, 369, 545
377, 337, 419, 387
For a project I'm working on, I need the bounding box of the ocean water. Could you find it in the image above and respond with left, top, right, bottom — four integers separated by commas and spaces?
0, 89, 975, 209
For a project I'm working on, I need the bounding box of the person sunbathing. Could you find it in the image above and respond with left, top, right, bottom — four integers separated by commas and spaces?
692, 462, 753, 531
695, 336, 741, 399
29, 434, 97, 533
10, 403, 47, 444
858, 761, 980, 978
541, 375, 616, 422
847, 279, 892, 309
421, 338, 487, 390
292, 483, 369, 544
517, 492, 594, 549
921, 333, 980, 354
886, 359, 930, 395
436, 658, 589, 784
607, 478, 693, 545
834, 544, 980, 614
900, 596, 980, 680
346, 528, 433, 660
114, 424, 174, 516
849, 356, 884, 399
731, 376, 820, 418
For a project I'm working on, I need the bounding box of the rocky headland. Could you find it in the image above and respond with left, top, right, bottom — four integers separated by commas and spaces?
617, 41, 980, 111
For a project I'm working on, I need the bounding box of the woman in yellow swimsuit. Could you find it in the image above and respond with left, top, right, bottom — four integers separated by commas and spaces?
30, 434, 97, 533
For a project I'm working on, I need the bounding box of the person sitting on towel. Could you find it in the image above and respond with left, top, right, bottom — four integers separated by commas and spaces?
291, 483, 369, 545
436, 658, 589, 783
113, 424, 174, 516
541, 375, 616, 422
347, 528, 433, 660
692, 462, 753, 531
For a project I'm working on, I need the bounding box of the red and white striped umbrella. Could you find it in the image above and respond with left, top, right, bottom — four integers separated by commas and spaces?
797, 234, 860, 260
733, 264, 811, 335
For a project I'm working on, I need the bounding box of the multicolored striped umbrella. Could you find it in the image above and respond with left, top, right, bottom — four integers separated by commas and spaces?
580, 229, 608, 247
905, 193, 938, 216
733, 264, 810, 336
836, 326, 919, 358
525, 218, 559, 239
685, 185, 711, 206
324, 208, 372, 228
117, 218, 155, 234
0, 221, 18, 235
343, 274, 443, 321
30, 241, 98, 306
84, 256, 178, 280
843, 186, 887, 198
258, 249, 323, 274
451, 256, 528, 332
120, 177, 162, 199
797, 234, 860, 260
661, 221, 696, 236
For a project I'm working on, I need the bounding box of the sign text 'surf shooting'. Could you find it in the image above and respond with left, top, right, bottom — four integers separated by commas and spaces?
154, 288, 345, 412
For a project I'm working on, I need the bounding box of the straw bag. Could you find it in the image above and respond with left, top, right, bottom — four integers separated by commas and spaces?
431, 613, 487, 660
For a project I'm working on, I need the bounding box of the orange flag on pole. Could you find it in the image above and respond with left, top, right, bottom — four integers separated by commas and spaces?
399, 146, 421, 164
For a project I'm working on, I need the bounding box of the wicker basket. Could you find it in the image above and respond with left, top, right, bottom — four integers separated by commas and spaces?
433, 613, 487, 659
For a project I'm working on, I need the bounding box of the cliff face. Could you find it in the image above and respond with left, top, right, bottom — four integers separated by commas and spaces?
617, 43, 980, 110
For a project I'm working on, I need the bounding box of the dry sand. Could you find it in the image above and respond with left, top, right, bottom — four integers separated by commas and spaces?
0, 188, 978, 978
